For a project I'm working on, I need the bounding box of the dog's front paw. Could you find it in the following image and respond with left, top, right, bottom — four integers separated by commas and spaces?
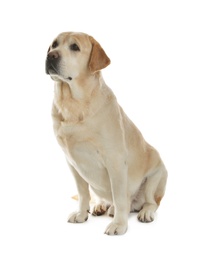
104, 221, 127, 235
68, 211, 88, 223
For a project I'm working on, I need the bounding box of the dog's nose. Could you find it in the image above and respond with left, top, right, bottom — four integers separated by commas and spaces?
47, 51, 59, 60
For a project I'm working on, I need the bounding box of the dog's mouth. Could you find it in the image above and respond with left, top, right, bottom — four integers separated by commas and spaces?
48, 66, 58, 75
45, 60, 72, 81
46, 64, 58, 75
45, 58, 59, 75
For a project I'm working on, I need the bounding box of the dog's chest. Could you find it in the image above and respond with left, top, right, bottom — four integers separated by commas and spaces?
54, 115, 105, 166
54, 118, 112, 192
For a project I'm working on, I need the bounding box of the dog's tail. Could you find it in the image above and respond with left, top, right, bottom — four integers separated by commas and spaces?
71, 194, 78, 200
71, 194, 95, 203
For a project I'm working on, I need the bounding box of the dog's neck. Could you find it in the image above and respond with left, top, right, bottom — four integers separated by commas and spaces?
53, 72, 108, 122
54, 71, 103, 100
68, 72, 102, 100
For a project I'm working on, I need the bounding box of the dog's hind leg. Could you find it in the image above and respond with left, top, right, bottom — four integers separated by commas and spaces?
92, 199, 110, 216
137, 163, 167, 222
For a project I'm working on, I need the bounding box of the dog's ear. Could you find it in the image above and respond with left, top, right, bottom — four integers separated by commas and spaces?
88, 36, 110, 73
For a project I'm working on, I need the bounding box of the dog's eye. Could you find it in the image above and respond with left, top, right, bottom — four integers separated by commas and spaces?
52, 41, 58, 48
70, 43, 80, 51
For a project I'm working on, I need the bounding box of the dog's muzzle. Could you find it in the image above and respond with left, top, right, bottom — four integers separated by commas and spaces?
45, 51, 60, 75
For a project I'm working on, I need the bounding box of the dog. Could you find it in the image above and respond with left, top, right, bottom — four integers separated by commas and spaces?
45, 32, 167, 235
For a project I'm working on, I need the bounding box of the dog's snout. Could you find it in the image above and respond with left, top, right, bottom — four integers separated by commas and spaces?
47, 51, 59, 60
46, 50, 60, 75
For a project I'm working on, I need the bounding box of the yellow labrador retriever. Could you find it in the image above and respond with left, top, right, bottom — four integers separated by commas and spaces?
45, 32, 167, 235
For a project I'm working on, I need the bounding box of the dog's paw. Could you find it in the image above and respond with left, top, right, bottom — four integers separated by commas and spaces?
104, 221, 127, 235
137, 208, 155, 223
92, 202, 108, 216
67, 211, 88, 223
107, 205, 114, 217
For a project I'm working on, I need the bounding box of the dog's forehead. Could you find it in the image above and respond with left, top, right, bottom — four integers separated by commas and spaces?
55, 32, 91, 48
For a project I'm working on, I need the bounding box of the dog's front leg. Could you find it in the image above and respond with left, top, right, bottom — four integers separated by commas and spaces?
104, 160, 129, 235
67, 164, 90, 223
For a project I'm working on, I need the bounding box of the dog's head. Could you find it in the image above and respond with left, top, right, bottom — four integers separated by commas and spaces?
45, 32, 110, 82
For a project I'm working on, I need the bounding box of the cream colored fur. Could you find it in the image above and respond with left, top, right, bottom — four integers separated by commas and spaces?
46, 32, 167, 235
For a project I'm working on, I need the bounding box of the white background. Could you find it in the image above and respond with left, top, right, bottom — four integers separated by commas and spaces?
0, 0, 206, 259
